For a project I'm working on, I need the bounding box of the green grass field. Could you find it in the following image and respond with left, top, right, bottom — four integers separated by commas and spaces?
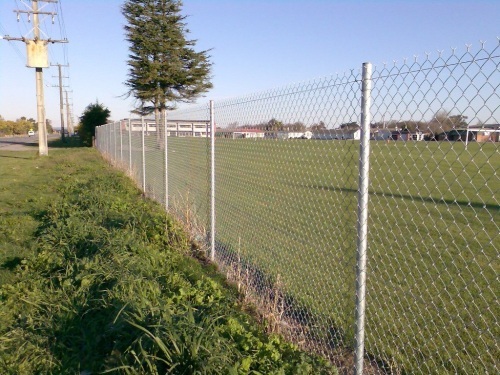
160, 138, 499, 374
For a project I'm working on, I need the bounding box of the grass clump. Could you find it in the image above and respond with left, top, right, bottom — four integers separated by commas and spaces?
0, 148, 335, 374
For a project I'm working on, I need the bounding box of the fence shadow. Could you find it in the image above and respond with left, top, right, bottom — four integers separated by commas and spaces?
301, 183, 499, 211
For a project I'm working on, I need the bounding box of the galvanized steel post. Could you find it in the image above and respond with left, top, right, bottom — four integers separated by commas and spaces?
354, 62, 372, 375
114, 122, 117, 161
120, 121, 123, 162
128, 119, 132, 172
164, 112, 169, 210
141, 116, 146, 192
210, 100, 216, 261
107, 124, 111, 156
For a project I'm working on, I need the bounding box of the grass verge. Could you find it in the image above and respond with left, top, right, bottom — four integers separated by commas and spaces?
0, 148, 336, 374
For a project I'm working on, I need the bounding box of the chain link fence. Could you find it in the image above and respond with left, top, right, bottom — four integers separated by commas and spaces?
96, 40, 499, 374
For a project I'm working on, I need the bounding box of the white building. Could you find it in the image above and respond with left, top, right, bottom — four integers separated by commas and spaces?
167, 120, 211, 137
123, 119, 211, 137
233, 129, 265, 139
277, 131, 312, 139
311, 129, 361, 140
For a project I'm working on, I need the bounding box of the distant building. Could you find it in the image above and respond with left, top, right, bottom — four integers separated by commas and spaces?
233, 129, 265, 139
371, 129, 392, 140
436, 124, 499, 142
277, 131, 312, 139
167, 120, 211, 137
437, 129, 468, 142
121, 118, 211, 137
122, 118, 158, 133
390, 129, 425, 141
468, 124, 499, 142
311, 128, 361, 140
303, 131, 312, 139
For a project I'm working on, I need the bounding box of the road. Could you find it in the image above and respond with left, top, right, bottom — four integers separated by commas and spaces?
0, 134, 59, 151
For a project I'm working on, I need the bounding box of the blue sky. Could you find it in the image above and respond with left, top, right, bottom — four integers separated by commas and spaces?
0, 0, 499, 128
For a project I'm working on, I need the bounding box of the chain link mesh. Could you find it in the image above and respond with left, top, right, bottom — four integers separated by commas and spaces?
96, 40, 499, 374
166, 105, 211, 242
365, 42, 499, 373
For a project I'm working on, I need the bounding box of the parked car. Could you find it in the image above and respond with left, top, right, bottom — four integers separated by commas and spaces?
28, 130, 35, 137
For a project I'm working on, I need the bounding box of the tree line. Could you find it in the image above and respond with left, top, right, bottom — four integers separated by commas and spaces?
222, 110, 469, 136
371, 110, 469, 136
226, 120, 329, 132
0, 116, 54, 137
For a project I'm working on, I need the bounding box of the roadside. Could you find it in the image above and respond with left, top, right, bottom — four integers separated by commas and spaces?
0, 134, 60, 151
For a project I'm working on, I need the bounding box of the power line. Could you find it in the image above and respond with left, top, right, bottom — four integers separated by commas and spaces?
3, 0, 69, 156
57, 0, 68, 65
51, 62, 69, 139
0, 21, 25, 62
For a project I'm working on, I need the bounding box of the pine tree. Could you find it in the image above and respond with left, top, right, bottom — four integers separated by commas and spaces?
122, 0, 212, 130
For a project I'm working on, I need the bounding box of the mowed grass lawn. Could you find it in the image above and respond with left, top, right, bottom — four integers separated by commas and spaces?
162, 138, 499, 374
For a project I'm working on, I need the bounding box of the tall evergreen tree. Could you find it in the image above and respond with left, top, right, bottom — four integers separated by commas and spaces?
122, 0, 212, 130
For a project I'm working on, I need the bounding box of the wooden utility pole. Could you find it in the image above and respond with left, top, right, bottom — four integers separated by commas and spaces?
65, 90, 72, 135
2, 0, 68, 156
33, 1, 48, 154
51, 63, 69, 141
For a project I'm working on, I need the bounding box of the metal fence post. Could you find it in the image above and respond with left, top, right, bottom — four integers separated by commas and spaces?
120, 121, 123, 162
114, 122, 117, 162
164, 112, 169, 210
354, 62, 372, 375
210, 100, 216, 262
128, 118, 132, 173
141, 116, 146, 192
107, 124, 111, 157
